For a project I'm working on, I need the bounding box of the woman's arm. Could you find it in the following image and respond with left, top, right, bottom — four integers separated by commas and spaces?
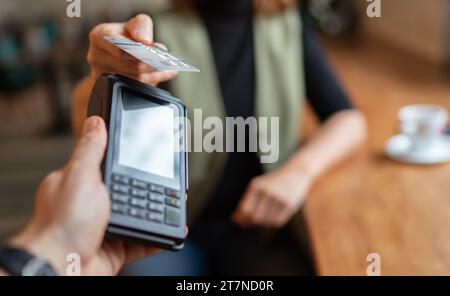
290, 18, 368, 178
284, 109, 366, 180
232, 19, 367, 229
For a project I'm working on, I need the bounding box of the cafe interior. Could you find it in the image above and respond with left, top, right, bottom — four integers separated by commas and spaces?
0, 0, 449, 275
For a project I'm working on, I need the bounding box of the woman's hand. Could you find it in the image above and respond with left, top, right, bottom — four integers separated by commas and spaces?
87, 13, 177, 85
72, 13, 178, 136
232, 166, 313, 229
9, 117, 159, 276
232, 110, 367, 230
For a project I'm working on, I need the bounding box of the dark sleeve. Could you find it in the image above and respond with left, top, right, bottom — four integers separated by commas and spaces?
302, 20, 354, 122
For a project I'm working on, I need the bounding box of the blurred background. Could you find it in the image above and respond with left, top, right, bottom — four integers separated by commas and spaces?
0, 0, 168, 242
0, 0, 449, 274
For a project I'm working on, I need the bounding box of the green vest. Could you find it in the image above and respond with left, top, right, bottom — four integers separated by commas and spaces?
154, 8, 305, 223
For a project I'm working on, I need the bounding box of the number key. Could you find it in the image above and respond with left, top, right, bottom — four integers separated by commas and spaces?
111, 184, 128, 195
112, 174, 129, 185
148, 193, 164, 203
129, 208, 146, 219
112, 204, 127, 214
148, 203, 164, 213
130, 188, 147, 199
147, 212, 163, 223
130, 198, 147, 209
149, 184, 165, 194
131, 179, 147, 189
111, 193, 128, 204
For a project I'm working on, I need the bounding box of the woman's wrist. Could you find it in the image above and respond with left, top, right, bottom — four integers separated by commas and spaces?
281, 156, 319, 185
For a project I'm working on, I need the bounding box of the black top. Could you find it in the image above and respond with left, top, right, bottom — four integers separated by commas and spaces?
192, 0, 353, 225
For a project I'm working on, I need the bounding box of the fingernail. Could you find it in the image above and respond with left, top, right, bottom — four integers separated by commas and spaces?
84, 117, 99, 134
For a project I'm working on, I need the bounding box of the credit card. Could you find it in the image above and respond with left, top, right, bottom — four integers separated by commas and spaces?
104, 36, 200, 72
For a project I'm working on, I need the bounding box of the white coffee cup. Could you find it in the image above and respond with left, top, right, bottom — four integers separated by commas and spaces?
398, 104, 448, 151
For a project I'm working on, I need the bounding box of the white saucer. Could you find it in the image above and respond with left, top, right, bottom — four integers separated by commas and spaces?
385, 134, 450, 165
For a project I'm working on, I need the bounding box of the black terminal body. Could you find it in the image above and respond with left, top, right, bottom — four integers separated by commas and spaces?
87, 74, 188, 250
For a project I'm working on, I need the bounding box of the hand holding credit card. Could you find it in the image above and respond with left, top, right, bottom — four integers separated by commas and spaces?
104, 36, 200, 73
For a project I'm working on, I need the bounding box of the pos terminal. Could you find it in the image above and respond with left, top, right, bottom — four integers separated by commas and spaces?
87, 74, 188, 250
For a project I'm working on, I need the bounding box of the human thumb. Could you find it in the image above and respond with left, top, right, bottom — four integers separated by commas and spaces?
68, 116, 107, 176
125, 14, 154, 44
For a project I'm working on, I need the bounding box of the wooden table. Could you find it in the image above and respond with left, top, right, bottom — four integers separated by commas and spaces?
304, 39, 450, 275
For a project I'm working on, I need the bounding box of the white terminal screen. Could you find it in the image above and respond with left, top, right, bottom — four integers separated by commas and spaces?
119, 94, 174, 179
